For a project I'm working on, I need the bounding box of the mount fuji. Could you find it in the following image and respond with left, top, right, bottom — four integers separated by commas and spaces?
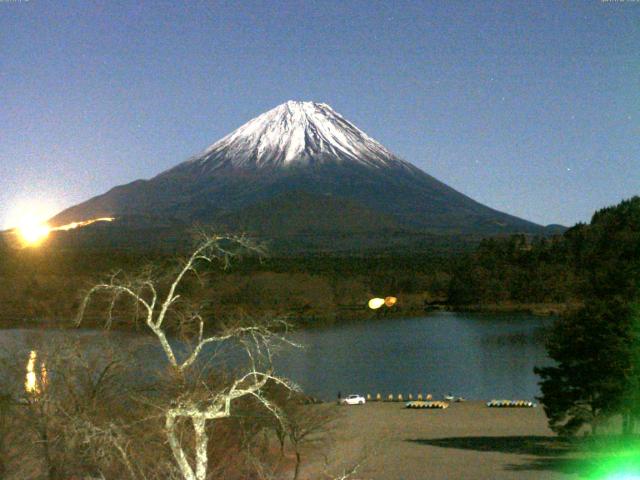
51, 101, 552, 250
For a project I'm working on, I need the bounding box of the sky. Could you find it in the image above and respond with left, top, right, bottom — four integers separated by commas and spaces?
1, 0, 638, 228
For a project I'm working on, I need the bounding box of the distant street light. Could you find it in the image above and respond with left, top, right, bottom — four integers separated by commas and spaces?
368, 297, 398, 310
368, 298, 385, 310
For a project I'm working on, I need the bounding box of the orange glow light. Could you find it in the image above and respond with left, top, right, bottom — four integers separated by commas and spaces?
16, 217, 51, 247
11, 216, 115, 247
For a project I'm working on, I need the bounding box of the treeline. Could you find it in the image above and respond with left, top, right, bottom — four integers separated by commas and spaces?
448, 196, 640, 308
0, 243, 454, 326
1, 196, 638, 326
447, 234, 581, 306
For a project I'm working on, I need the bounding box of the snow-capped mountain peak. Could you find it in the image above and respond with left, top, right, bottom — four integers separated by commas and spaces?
51, 100, 547, 240
175, 101, 410, 172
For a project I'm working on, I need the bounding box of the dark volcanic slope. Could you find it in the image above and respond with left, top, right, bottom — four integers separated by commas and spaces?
51, 101, 546, 237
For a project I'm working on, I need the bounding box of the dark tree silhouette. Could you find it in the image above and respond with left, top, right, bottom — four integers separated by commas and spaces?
535, 300, 633, 435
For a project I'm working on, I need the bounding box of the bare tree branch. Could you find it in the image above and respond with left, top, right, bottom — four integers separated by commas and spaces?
76, 234, 296, 480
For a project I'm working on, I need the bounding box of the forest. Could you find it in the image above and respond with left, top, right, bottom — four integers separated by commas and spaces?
0, 196, 638, 327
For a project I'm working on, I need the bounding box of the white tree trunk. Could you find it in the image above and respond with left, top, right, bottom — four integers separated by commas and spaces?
166, 413, 196, 480
193, 415, 208, 480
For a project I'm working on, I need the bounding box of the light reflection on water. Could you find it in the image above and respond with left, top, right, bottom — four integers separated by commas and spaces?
0, 313, 552, 402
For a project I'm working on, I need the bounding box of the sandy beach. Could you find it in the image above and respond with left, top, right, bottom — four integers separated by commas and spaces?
303, 401, 585, 480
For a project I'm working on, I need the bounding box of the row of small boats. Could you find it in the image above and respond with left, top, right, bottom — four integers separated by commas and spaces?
404, 399, 537, 409
486, 400, 536, 408
405, 401, 449, 409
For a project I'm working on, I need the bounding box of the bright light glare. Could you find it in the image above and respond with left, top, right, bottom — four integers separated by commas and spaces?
384, 296, 398, 307
588, 454, 640, 480
5, 199, 59, 245
16, 217, 51, 246
25, 350, 39, 395
368, 298, 385, 310
55, 217, 114, 231
9, 213, 115, 248
368, 297, 398, 309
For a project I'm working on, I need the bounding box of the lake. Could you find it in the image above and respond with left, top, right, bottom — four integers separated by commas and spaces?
278, 312, 553, 401
0, 312, 553, 402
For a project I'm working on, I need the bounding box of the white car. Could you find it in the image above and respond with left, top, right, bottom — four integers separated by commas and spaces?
341, 394, 366, 405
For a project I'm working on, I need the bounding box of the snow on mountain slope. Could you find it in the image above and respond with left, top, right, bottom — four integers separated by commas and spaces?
166, 101, 413, 174
50, 100, 549, 242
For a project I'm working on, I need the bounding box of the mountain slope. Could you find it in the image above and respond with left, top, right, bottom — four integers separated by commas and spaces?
51, 101, 548, 240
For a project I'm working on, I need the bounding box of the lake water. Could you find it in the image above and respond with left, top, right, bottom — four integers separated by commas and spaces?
0, 312, 552, 402
278, 312, 553, 401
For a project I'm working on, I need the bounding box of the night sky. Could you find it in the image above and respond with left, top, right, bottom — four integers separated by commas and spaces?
1, 0, 638, 228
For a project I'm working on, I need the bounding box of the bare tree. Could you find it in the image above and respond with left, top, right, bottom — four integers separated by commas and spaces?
0, 331, 142, 480
286, 403, 336, 480
77, 234, 299, 480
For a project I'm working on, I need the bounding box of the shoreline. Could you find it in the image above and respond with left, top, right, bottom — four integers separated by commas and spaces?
270, 302, 567, 330
0, 302, 566, 330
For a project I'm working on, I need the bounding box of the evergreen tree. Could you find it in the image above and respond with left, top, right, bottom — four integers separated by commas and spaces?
535, 300, 632, 435
535, 197, 640, 436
